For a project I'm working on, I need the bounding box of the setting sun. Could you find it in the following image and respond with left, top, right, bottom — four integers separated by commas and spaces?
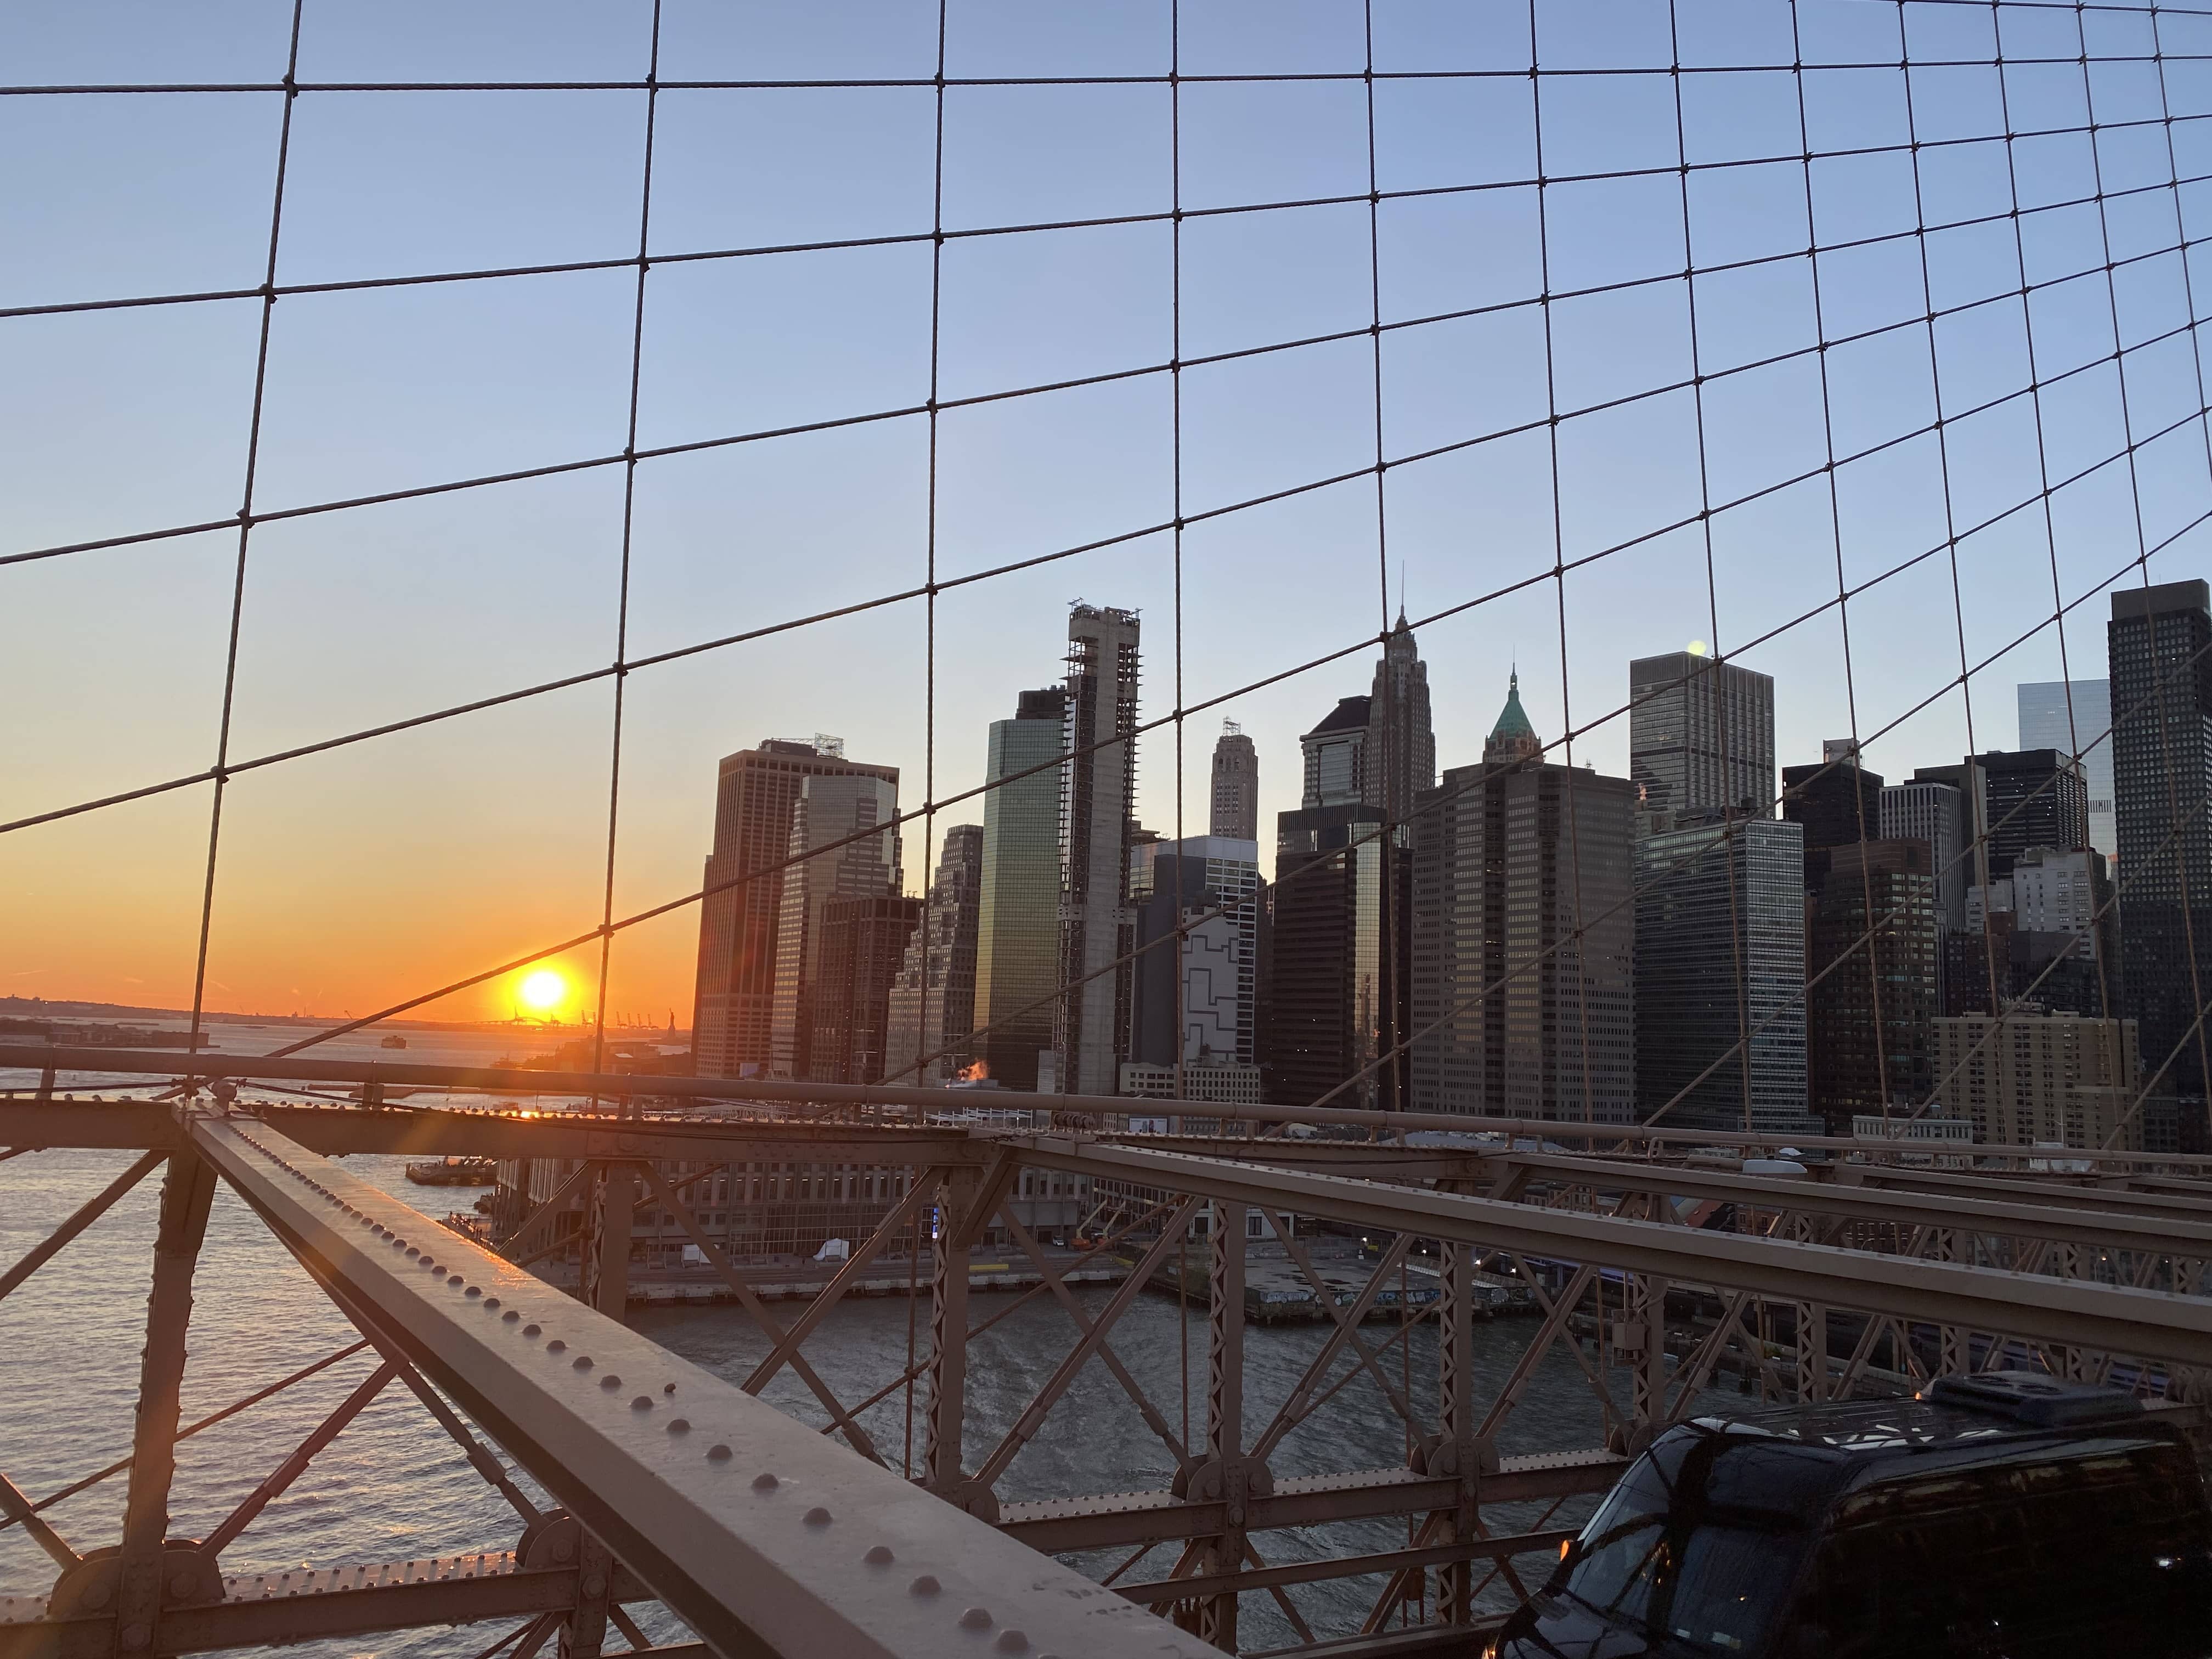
517, 968, 567, 1013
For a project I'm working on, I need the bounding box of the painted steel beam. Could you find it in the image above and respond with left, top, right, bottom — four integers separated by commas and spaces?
0, 1554, 620, 1659
1493, 1152, 2212, 1250
996, 1454, 1624, 1555
1001, 1136, 2212, 1368
0, 1096, 979, 1165
183, 1111, 1224, 1659
1116, 1529, 1575, 1606
0, 1102, 184, 1152
1844, 1162, 2212, 1220
20, 1047, 2212, 1176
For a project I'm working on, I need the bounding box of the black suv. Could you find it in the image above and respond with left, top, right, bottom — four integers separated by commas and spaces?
1493, 1372, 2212, 1657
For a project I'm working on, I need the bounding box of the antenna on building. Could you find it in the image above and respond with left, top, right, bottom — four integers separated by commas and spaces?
1223, 719, 1243, 736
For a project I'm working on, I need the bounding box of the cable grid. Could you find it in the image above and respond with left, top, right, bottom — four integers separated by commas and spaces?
12, 0, 2212, 1157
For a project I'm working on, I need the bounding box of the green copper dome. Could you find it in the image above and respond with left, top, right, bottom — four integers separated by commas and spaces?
1490, 670, 1535, 743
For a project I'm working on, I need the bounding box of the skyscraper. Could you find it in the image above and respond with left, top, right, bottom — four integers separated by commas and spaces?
1301, 696, 1371, 808
1364, 610, 1437, 824
1805, 838, 1940, 1128
1973, 748, 2089, 878
1267, 623, 1438, 1111
691, 738, 900, 1080
1629, 648, 1775, 817
1209, 721, 1259, 842
1634, 816, 1813, 1136
1124, 835, 1262, 1091
2110, 579, 2212, 1101
2019, 679, 2115, 856
1056, 604, 1141, 1097
883, 823, 984, 1085
1269, 799, 1400, 1110
809, 894, 924, 1085
1880, 778, 1967, 936
973, 689, 1065, 1090
769, 771, 902, 1080
1410, 675, 1638, 1123
1781, 752, 1884, 893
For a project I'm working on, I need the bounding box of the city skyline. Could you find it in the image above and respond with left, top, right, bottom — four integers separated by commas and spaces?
11, 603, 2150, 1029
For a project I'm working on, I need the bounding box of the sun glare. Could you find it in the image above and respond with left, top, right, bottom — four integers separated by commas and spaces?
517, 969, 567, 1013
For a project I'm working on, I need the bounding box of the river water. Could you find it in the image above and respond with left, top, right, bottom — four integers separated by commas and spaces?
1, 1025, 1680, 1654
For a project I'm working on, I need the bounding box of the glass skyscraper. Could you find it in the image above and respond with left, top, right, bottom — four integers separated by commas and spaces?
2109, 580, 2212, 1104
972, 688, 1065, 1090
2018, 679, 2115, 856
1629, 649, 1775, 818
1634, 816, 1813, 1135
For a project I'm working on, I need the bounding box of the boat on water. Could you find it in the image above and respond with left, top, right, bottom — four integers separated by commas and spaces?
380, 1034, 408, 1049
404, 1156, 495, 1187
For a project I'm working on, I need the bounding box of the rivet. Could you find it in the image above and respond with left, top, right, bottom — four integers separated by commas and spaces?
448, 1276, 465, 1287
752, 1472, 777, 1491
121, 1624, 150, 1649
600, 1375, 621, 1390
405, 1248, 419, 1258
707, 1444, 733, 1461
865, 1545, 894, 1565
667, 1418, 691, 1433
995, 1633, 1029, 1654
959, 1606, 992, 1629
663, 1382, 676, 1394
503, 1311, 521, 1324
581, 1574, 607, 1598
484, 1297, 500, 1309
909, 1575, 941, 1596
465, 1286, 482, 1297
525, 1325, 543, 1338
803, 1507, 832, 1526
574, 1357, 594, 1372
547, 1339, 566, 1352
631, 1395, 652, 1410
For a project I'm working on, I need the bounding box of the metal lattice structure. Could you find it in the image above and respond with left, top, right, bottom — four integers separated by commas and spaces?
16, 2, 2212, 1655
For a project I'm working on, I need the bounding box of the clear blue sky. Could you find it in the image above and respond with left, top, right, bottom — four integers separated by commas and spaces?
5, 0, 2209, 1019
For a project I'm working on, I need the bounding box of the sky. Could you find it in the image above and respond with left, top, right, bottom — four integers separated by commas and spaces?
7, 0, 2212, 1028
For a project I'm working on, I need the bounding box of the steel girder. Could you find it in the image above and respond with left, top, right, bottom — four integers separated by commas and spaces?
0, 1097, 980, 1167
994, 1454, 1625, 1555
18, 1045, 2212, 1176
1489, 1152, 2212, 1250
998, 1136, 2212, 1368
0, 1555, 631, 1659
182, 1111, 1225, 1659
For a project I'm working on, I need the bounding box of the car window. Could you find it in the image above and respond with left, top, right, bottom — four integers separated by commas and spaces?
1558, 1433, 1815, 1655
1793, 1438, 2212, 1658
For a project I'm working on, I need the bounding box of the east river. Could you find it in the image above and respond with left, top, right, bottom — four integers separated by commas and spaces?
0, 1025, 1680, 1654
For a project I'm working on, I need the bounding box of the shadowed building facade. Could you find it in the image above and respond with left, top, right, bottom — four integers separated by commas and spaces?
883, 824, 984, 1085
1209, 721, 1259, 842
1055, 605, 1142, 1096
1412, 675, 1638, 1122
1806, 838, 1940, 1130
769, 771, 902, 1081
691, 738, 900, 1080
1629, 650, 1774, 818
2111, 579, 2212, 1110
1267, 622, 1437, 1111
810, 894, 924, 1085
1634, 815, 1813, 1136
973, 688, 1066, 1090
